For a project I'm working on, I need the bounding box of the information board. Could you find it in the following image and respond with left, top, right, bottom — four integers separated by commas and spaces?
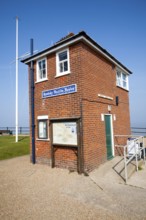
52, 122, 77, 146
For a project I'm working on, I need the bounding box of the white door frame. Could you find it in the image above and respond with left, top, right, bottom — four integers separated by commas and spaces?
104, 114, 115, 157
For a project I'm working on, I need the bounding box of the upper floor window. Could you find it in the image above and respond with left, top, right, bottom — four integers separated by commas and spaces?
116, 69, 129, 90
37, 58, 47, 82
56, 48, 70, 77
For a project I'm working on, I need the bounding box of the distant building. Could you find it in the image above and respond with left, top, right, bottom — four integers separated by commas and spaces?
22, 31, 132, 173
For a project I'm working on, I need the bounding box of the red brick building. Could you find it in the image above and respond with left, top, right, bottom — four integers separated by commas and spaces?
22, 31, 132, 173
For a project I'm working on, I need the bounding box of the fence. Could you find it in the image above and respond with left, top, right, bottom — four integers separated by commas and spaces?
131, 127, 146, 136
0, 127, 30, 135
0, 126, 145, 136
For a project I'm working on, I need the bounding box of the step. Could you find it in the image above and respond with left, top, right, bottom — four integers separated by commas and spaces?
113, 157, 144, 181
90, 156, 145, 184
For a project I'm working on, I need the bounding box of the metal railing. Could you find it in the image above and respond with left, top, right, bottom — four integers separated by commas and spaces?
115, 135, 146, 183
0, 127, 30, 135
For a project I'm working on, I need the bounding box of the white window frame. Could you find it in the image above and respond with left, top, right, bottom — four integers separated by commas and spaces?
36, 58, 47, 82
56, 48, 70, 77
116, 69, 129, 90
37, 115, 49, 140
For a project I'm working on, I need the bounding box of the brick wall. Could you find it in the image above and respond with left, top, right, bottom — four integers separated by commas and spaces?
79, 43, 131, 171
29, 41, 131, 172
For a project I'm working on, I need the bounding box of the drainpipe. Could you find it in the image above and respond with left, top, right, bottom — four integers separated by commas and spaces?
80, 98, 84, 174
30, 39, 35, 164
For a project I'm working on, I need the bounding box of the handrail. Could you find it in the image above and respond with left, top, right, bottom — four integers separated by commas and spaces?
115, 135, 146, 183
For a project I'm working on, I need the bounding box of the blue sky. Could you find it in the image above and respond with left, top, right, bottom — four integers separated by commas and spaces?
0, 0, 146, 127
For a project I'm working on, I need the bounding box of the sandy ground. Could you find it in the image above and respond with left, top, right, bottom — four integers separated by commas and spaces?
0, 155, 146, 220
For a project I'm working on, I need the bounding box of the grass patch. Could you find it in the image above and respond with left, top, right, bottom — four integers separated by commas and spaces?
0, 136, 30, 160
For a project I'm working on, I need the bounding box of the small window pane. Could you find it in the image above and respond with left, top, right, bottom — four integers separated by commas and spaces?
117, 72, 121, 86
59, 63, 64, 72
59, 51, 67, 61
39, 61, 42, 69
38, 120, 47, 139
39, 70, 42, 79
43, 61, 46, 69
122, 73, 126, 81
123, 81, 127, 88
43, 69, 46, 77
64, 61, 68, 71
117, 72, 121, 79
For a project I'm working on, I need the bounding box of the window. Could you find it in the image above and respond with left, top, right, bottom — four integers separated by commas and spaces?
37, 58, 47, 82
56, 49, 70, 76
37, 116, 48, 139
116, 70, 129, 90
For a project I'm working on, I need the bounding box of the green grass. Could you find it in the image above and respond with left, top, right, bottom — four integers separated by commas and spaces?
0, 136, 30, 160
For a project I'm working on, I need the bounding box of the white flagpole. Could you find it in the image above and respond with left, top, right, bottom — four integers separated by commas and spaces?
15, 16, 18, 142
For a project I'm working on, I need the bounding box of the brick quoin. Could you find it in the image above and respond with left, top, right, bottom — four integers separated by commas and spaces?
22, 31, 132, 173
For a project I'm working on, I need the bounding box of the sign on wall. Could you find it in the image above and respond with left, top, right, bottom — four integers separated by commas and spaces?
52, 122, 78, 146
42, 84, 77, 99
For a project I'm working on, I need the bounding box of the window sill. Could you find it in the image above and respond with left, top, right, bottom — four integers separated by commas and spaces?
117, 85, 129, 91
35, 78, 48, 84
55, 72, 71, 78
36, 138, 50, 141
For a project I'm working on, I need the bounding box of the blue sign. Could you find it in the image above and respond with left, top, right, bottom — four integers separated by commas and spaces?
42, 84, 77, 99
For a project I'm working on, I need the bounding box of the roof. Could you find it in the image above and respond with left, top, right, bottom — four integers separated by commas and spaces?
21, 31, 132, 74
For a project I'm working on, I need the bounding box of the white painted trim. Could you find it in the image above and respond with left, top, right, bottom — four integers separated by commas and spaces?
108, 105, 112, 112
55, 72, 71, 78
110, 114, 115, 156
35, 79, 48, 84
127, 74, 129, 90
98, 94, 113, 100
104, 114, 115, 157
101, 114, 104, 121
37, 115, 48, 120
113, 114, 116, 121
116, 85, 129, 91
24, 36, 130, 74
37, 116, 49, 140
24, 37, 83, 64
36, 138, 50, 141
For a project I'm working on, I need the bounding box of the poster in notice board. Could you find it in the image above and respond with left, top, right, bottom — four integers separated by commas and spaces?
52, 122, 77, 146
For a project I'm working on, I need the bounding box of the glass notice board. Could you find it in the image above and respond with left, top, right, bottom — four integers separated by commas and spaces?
52, 122, 77, 146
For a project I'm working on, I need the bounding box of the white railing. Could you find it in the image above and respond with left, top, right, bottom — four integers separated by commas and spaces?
115, 135, 146, 183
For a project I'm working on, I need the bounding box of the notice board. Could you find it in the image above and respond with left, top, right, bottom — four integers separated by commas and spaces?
52, 122, 78, 146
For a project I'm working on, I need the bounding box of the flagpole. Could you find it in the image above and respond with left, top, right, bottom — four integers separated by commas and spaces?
15, 16, 18, 142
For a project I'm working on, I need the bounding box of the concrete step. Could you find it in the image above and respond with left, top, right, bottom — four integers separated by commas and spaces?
90, 156, 145, 185
112, 157, 144, 181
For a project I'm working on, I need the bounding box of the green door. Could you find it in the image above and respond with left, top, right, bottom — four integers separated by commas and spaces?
105, 115, 113, 160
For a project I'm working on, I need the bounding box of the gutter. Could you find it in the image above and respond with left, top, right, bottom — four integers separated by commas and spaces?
21, 31, 132, 75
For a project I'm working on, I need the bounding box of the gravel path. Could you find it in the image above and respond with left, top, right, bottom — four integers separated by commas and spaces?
0, 156, 146, 220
